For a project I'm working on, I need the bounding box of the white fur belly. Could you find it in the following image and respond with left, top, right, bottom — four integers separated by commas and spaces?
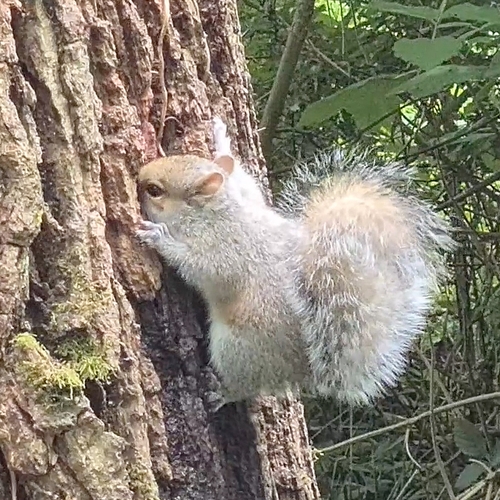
208, 318, 304, 399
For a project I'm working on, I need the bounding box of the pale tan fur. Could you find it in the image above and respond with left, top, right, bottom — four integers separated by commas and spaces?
306, 179, 414, 245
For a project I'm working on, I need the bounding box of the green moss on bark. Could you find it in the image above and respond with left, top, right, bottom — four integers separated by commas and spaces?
13, 332, 115, 400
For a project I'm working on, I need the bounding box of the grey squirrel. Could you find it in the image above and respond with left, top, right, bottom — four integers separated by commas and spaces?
136, 118, 454, 408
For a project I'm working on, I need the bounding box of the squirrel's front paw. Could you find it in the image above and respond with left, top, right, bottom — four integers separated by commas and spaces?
136, 220, 172, 248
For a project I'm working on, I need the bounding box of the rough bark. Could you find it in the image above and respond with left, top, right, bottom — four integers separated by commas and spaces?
0, 0, 320, 499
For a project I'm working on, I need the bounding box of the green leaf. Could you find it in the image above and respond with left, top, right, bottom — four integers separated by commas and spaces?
444, 3, 500, 25
455, 463, 485, 491
468, 36, 497, 45
489, 439, 500, 467
368, 1, 439, 21
454, 419, 488, 458
299, 77, 403, 129
390, 65, 487, 98
394, 36, 462, 71
486, 51, 500, 78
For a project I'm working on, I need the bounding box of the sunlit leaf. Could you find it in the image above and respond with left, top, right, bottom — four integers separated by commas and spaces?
368, 1, 439, 21
444, 3, 500, 25
394, 36, 462, 71
390, 65, 486, 98
299, 76, 404, 129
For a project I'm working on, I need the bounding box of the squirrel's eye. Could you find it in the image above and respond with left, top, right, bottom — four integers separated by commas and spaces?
146, 184, 164, 198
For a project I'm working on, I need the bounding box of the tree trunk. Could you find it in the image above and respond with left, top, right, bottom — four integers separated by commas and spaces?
0, 0, 320, 499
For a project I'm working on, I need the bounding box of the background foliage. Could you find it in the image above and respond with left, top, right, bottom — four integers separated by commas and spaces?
239, 0, 500, 498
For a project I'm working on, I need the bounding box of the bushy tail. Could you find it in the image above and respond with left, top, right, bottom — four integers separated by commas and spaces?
277, 149, 455, 404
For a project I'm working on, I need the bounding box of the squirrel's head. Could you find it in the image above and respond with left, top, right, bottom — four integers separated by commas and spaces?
138, 154, 235, 224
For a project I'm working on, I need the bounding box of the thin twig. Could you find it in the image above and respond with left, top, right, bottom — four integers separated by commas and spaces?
437, 170, 500, 210
157, 0, 170, 157
457, 477, 488, 500
317, 392, 500, 455
394, 469, 420, 500
304, 39, 350, 78
405, 427, 423, 471
417, 348, 457, 412
10, 469, 16, 500
403, 115, 498, 161
429, 339, 456, 499
468, 459, 492, 474
486, 481, 494, 500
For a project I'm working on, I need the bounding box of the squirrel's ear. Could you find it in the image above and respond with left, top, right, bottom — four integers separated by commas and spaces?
192, 172, 224, 198
214, 155, 234, 175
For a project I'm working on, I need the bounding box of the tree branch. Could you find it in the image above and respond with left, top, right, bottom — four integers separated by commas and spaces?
437, 170, 500, 210
260, 0, 315, 163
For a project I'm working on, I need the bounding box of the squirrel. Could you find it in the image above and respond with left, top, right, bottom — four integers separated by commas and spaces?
136, 118, 454, 409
